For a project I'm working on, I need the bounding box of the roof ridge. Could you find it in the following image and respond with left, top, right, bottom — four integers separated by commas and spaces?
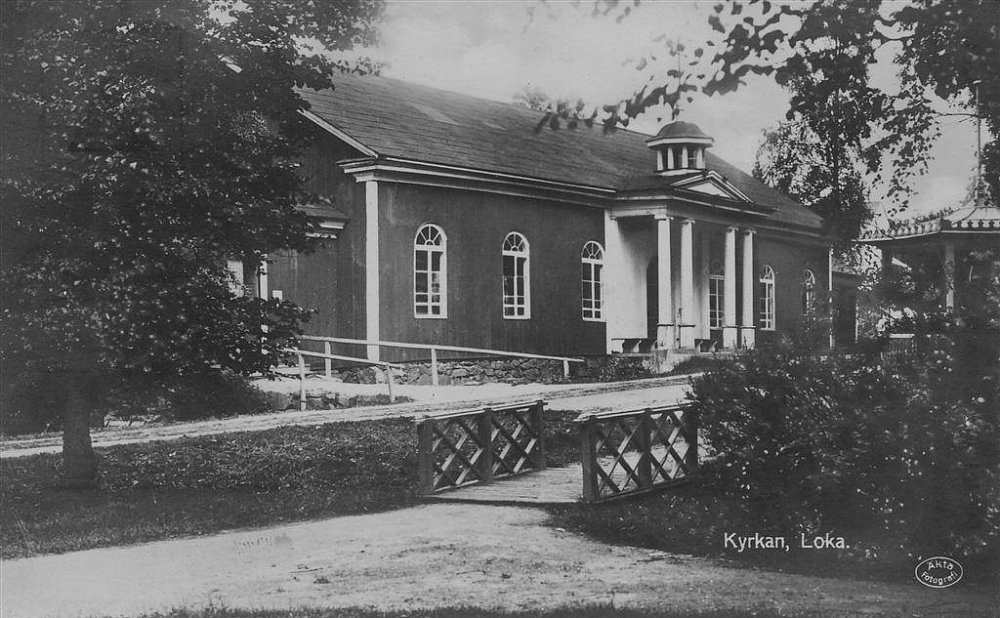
299, 71, 824, 232
321, 70, 661, 141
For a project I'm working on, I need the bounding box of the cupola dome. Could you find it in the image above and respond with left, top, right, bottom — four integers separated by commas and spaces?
645, 121, 714, 175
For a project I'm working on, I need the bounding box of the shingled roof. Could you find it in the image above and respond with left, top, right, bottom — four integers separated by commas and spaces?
301, 72, 824, 231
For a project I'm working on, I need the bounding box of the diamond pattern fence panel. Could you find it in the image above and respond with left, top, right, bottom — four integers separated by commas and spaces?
577, 403, 697, 503
416, 400, 546, 495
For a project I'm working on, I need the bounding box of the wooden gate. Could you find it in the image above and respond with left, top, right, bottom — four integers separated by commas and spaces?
416, 400, 546, 495
577, 403, 697, 502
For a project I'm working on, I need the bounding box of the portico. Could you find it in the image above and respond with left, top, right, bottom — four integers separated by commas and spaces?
605, 208, 758, 353
603, 122, 768, 354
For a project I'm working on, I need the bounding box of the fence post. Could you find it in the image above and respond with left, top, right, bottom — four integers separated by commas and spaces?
563, 359, 570, 380
386, 366, 396, 403
480, 408, 494, 484
324, 341, 332, 378
530, 400, 547, 470
636, 409, 653, 489
431, 347, 439, 387
298, 353, 307, 411
579, 416, 599, 503
416, 417, 435, 495
685, 406, 699, 473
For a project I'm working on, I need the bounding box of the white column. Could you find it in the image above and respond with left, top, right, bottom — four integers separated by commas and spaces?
666, 147, 674, 171
604, 211, 625, 354
696, 146, 705, 169
656, 149, 665, 172
655, 214, 674, 349
740, 229, 756, 348
680, 145, 689, 169
365, 180, 380, 361
723, 227, 738, 348
943, 241, 956, 310
257, 258, 269, 300
679, 218, 696, 348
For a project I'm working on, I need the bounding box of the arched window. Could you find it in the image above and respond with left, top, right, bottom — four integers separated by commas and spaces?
502, 232, 530, 319
414, 224, 446, 317
708, 259, 725, 329
581, 241, 604, 321
759, 265, 775, 330
802, 269, 816, 316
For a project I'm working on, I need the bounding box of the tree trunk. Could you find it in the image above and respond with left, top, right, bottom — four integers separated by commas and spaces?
61, 374, 98, 488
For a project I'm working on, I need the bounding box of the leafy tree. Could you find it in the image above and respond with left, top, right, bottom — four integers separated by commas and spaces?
753, 119, 869, 247
596, 0, 998, 224
0, 0, 382, 486
513, 85, 554, 111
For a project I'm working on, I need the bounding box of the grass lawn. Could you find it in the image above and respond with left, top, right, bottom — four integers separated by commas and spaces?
0, 410, 583, 560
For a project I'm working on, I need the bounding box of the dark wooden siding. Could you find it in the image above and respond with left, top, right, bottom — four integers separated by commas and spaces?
267, 132, 367, 341
377, 182, 607, 360
755, 235, 829, 346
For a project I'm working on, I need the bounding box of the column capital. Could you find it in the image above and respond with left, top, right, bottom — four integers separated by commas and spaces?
741, 227, 756, 236
680, 217, 695, 225
654, 213, 673, 221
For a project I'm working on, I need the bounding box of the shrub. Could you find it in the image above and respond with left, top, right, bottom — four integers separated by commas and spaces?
161, 371, 271, 421
691, 333, 999, 566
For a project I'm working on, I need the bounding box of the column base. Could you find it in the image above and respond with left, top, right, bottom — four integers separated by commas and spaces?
678, 324, 697, 349
655, 323, 676, 350
739, 326, 756, 349
722, 326, 738, 349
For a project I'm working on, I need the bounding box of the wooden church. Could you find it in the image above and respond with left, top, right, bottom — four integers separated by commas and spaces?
240, 73, 832, 361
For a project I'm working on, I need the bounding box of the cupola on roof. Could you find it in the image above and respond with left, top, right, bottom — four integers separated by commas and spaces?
647, 121, 714, 144
646, 121, 714, 174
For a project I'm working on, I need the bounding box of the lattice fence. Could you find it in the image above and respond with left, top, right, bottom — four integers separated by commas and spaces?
416, 400, 546, 495
577, 403, 697, 502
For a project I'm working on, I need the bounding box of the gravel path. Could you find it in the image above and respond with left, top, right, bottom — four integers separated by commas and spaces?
2, 503, 992, 617
0, 376, 693, 459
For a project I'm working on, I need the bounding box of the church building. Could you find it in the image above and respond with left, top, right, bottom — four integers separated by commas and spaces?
255, 73, 831, 361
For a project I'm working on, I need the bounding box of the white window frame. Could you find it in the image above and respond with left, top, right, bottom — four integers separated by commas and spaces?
581, 241, 605, 321
759, 264, 775, 330
414, 224, 447, 318
708, 260, 724, 329
502, 232, 530, 319
802, 269, 816, 316
685, 146, 700, 169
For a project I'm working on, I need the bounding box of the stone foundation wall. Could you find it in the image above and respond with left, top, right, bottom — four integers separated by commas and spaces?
330, 355, 656, 386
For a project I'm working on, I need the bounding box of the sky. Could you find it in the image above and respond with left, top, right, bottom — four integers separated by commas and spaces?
369, 0, 983, 222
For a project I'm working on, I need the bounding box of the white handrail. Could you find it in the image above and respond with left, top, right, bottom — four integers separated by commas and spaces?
298, 335, 583, 385
284, 348, 403, 410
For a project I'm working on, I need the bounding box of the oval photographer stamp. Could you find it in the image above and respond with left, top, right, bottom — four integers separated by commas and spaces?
915, 556, 964, 588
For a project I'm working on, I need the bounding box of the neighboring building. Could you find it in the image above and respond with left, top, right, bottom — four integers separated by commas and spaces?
859, 202, 1000, 321
256, 73, 831, 361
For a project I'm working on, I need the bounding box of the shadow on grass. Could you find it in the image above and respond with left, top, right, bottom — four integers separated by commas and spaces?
2, 410, 586, 560
1, 419, 420, 559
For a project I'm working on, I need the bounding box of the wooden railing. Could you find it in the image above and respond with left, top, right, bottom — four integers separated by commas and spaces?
577, 403, 697, 503
284, 348, 403, 410
416, 400, 546, 495
299, 336, 584, 385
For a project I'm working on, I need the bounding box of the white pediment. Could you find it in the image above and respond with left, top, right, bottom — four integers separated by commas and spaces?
673, 172, 751, 202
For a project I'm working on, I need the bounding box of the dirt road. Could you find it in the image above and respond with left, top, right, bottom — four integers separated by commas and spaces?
0, 376, 692, 459
2, 502, 992, 618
